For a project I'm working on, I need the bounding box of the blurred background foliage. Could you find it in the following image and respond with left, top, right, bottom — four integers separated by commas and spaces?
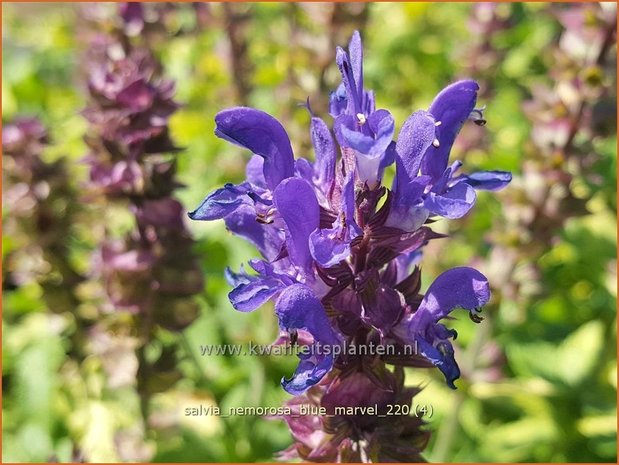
2, 2, 616, 463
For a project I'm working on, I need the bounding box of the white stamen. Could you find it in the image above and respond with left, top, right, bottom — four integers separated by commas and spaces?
356, 113, 366, 124
432, 138, 440, 147
435, 121, 442, 126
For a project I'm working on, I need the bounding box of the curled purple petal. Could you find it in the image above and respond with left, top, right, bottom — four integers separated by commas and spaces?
408, 266, 490, 388
412, 267, 491, 324
229, 276, 284, 312
275, 284, 341, 394
275, 284, 341, 346
282, 355, 334, 396
188, 182, 249, 221
415, 337, 460, 389
215, 107, 294, 190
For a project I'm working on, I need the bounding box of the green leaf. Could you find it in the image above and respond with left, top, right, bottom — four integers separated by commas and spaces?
556, 320, 604, 386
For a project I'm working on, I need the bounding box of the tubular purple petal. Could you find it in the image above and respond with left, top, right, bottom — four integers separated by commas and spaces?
310, 116, 337, 192
421, 80, 480, 182
348, 30, 364, 105
336, 47, 360, 115
273, 178, 320, 273
275, 284, 341, 346
395, 110, 437, 189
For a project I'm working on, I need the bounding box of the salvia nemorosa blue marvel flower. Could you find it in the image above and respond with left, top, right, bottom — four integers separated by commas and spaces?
190, 31, 510, 398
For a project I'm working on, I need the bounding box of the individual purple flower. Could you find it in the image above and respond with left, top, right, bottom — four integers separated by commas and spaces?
331, 32, 395, 187
275, 284, 342, 395
392, 267, 491, 388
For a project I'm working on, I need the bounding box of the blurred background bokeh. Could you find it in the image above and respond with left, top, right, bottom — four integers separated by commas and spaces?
2, 2, 616, 462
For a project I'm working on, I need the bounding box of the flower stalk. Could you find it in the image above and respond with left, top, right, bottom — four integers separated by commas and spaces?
81, 3, 204, 431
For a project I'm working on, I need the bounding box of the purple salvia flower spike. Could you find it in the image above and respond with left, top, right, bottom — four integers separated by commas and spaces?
421, 80, 480, 182
214, 107, 295, 190
190, 28, 513, 460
